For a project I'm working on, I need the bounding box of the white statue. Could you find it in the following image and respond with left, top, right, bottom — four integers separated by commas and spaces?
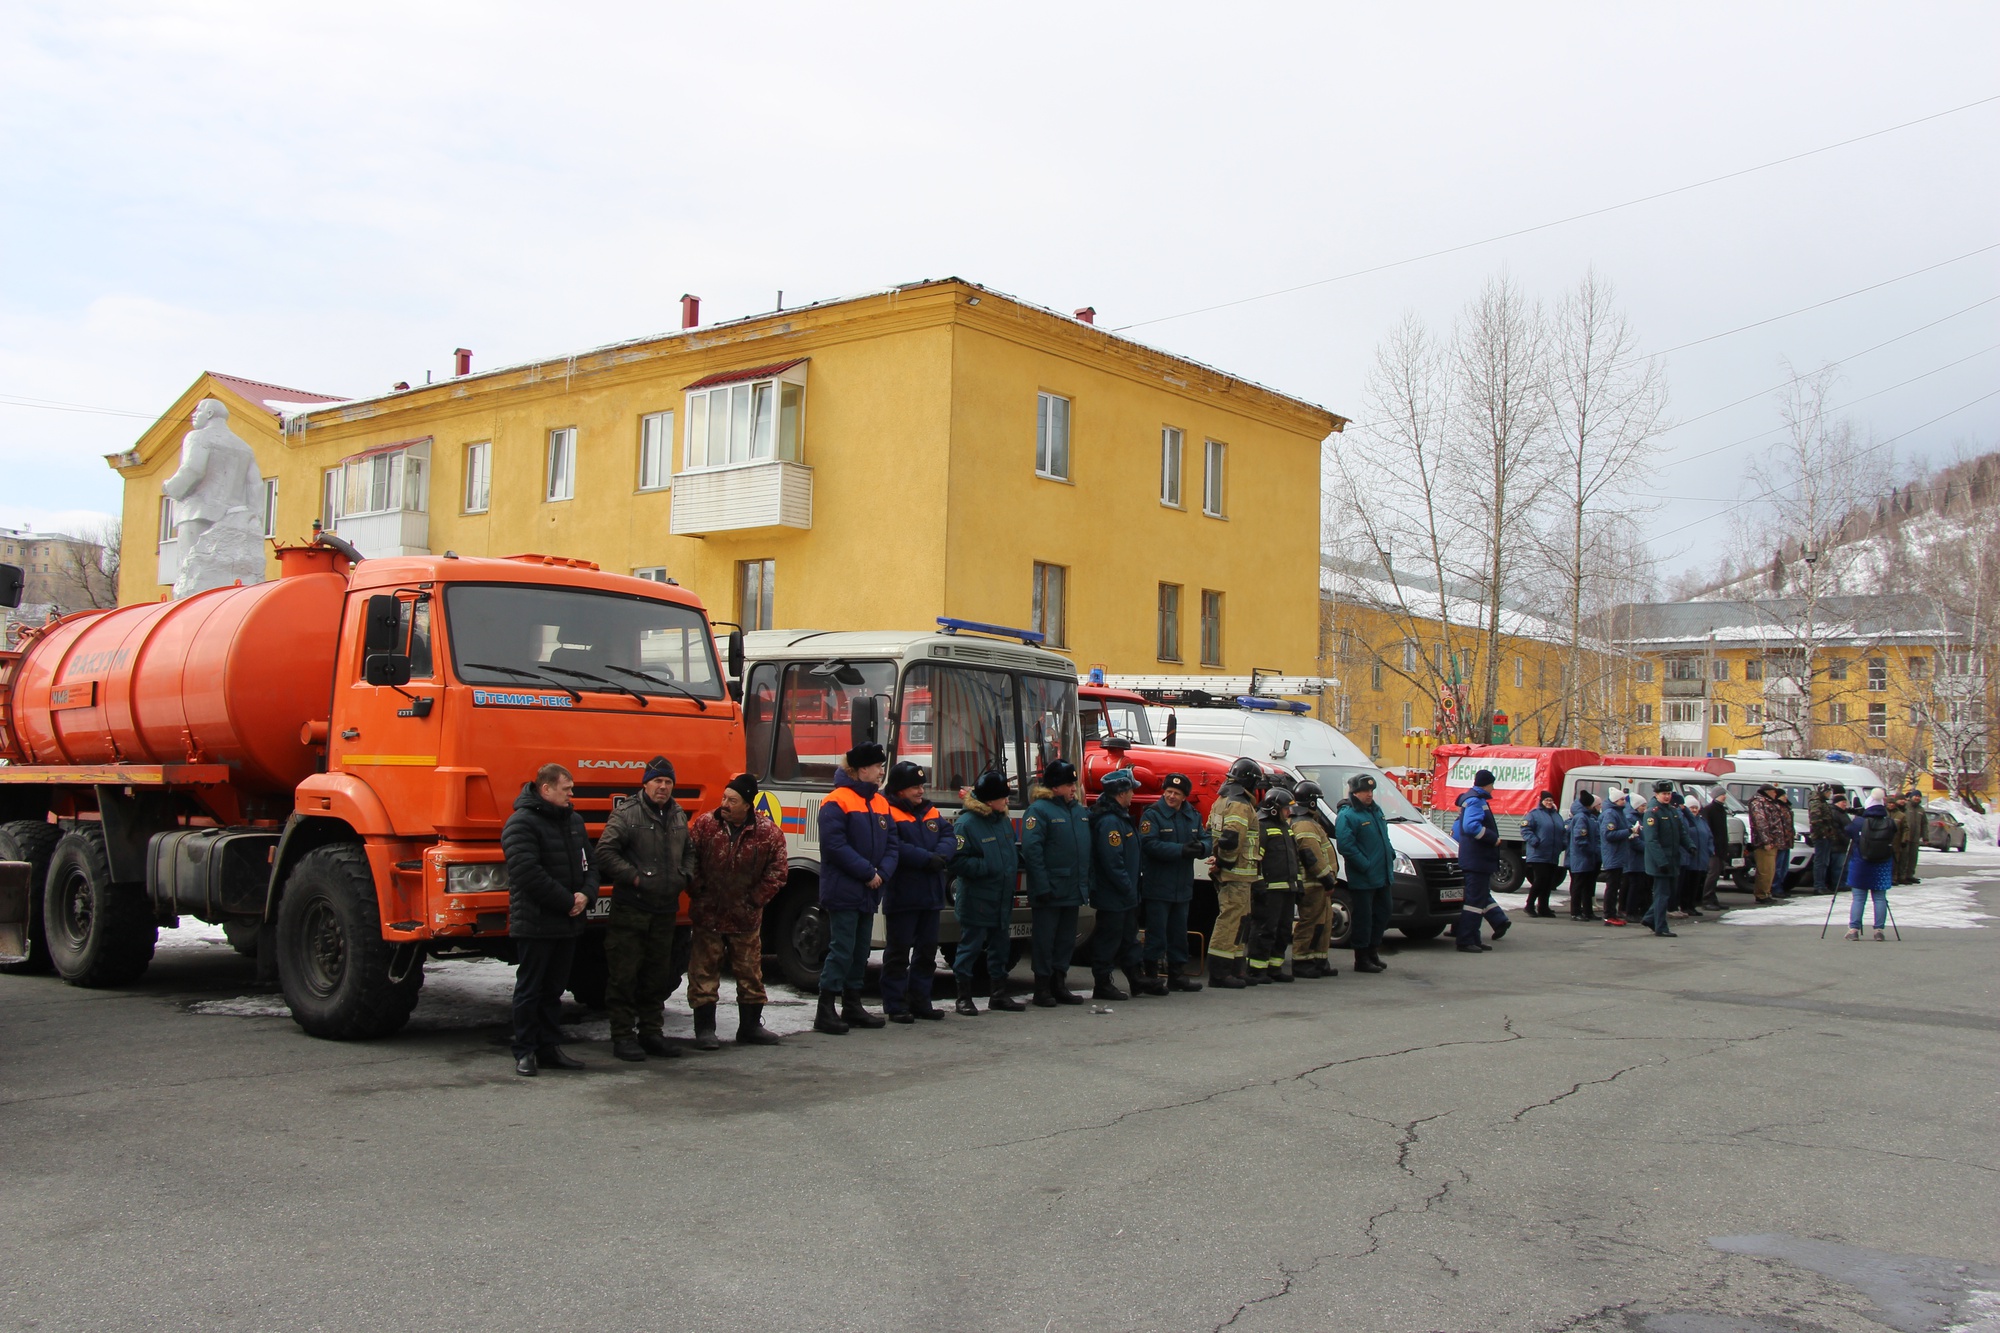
163, 398, 268, 597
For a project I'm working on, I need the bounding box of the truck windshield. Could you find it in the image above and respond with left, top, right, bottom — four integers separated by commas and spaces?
1081, 696, 1154, 745
444, 584, 724, 698
1294, 765, 1426, 822
895, 666, 1080, 798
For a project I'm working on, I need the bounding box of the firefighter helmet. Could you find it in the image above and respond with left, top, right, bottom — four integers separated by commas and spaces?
1226, 757, 1264, 788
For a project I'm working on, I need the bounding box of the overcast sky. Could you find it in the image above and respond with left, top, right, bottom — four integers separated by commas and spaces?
3, 3, 1995, 575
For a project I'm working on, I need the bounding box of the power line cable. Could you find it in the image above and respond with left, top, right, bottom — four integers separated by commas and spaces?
0, 393, 152, 419
1115, 92, 2000, 332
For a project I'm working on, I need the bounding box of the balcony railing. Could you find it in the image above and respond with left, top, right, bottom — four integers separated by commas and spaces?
670, 460, 813, 536
1661, 677, 1707, 698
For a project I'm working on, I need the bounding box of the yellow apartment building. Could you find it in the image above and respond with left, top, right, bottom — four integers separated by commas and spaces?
1615, 597, 1995, 797
110, 280, 1343, 677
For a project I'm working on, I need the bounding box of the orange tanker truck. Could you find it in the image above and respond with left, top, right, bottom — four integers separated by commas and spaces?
0, 539, 743, 1038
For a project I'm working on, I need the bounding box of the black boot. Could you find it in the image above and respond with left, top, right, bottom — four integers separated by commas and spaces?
612, 1035, 646, 1062
1209, 957, 1246, 990
1365, 947, 1387, 972
638, 1032, 681, 1058
1092, 972, 1130, 1001
735, 1003, 782, 1045
843, 990, 887, 1029
987, 981, 1026, 1012
537, 1046, 586, 1070
693, 1003, 721, 1051
1032, 976, 1058, 1008
1270, 960, 1295, 982
814, 990, 850, 1035
1129, 964, 1166, 996
1170, 963, 1204, 992
909, 993, 945, 1020
956, 993, 980, 1016
1050, 975, 1085, 1005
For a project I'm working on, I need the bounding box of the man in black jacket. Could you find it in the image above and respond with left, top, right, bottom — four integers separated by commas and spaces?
503, 763, 598, 1076
595, 756, 697, 1062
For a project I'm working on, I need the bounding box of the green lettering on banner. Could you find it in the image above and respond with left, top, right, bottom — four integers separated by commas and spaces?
1446, 758, 1538, 789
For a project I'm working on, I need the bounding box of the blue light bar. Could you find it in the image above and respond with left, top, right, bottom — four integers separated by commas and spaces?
1088, 667, 1105, 685
936, 616, 1046, 646
1236, 696, 1310, 714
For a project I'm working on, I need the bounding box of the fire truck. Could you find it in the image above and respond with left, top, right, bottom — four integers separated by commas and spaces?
741, 618, 1085, 989
0, 541, 742, 1038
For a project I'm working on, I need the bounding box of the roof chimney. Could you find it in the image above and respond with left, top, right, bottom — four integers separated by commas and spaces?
454, 348, 472, 377
1073, 306, 1096, 325
681, 294, 701, 329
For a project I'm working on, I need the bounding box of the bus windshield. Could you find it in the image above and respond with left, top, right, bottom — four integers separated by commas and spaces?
445, 584, 724, 698
895, 665, 1080, 798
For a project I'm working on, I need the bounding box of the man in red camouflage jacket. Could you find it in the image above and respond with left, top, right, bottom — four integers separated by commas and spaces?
686, 773, 790, 1049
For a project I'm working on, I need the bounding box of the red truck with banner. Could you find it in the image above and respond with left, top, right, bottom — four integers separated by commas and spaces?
1426, 744, 1601, 893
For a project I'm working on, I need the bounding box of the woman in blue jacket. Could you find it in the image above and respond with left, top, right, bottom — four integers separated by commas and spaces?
814, 742, 899, 1035
1598, 786, 1639, 926
1675, 793, 1711, 919
1565, 791, 1602, 920
1844, 788, 1897, 940
1521, 790, 1567, 918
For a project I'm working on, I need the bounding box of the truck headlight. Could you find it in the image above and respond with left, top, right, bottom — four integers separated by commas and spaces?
446, 863, 508, 893
1393, 852, 1416, 878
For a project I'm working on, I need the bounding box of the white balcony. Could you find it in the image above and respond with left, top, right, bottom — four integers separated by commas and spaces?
670, 460, 813, 536
157, 541, 180, 587
336, 509, 430, 558
1661, 721, 1706, 743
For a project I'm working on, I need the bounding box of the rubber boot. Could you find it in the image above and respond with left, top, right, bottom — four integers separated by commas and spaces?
843, 989, 886, 1029
1208, 956, 1246, 989
735, 1003, 782, 1045
692, 1003, 722, 1051
1170, 962, 1204, 992
1092, 972, 1130, 1002
814, 990, 850, 1035
1032, 976, 1058, 1008
1050, 974, 1085, 1006
987, 980, 1026, 1012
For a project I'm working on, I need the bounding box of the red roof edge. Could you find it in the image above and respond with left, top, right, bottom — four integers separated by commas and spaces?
682, 358, 808, 391
207, 371, 347, 415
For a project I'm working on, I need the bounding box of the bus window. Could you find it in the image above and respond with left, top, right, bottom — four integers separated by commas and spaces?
743, 662, 779, 780
1020, 674, 1081, 781
900, 663, 1018, 796
770, 660, 896, 784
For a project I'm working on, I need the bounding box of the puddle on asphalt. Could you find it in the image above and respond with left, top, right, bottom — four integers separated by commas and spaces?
1626, 1234, 2000, 1333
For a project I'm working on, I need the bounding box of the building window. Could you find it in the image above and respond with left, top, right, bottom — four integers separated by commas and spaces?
1035, 392, 1071, 480
546, 428, 576, 502
260, 478, 279, 538
634, 567, 669, 584
464, 442, 491, 513
1371, 662, 1384, 691
1827, 657, 1847, 681
1907, 656, 1930, 681
639, 411, 673, 491
1403, 640, 1418, 671
1665, 701, 1701, 724
1711, 658, 1729, 681
1369, 724, 1381, 759
1160, 427, 1183, 507
1199, 590, 1223, 666
1202, 440, 1226, 517
1867, 702, 1887, 738
1746, 703, 1765, 725
1537, 657, 1547, 690
1711, 703, 1729, 725
1636, 660, 1654, 683
1401, 701, 1413, 731
1829, 702, 1849, 725
1032, 562, 1068, 647
1867, 656, 1887, 691
1636, 703, 1654, 724
1513, 657, 1524, 688
684, 375, 803, 471
1157, 582, 1181, 661
1335, 693, 1352, 729
1667, 657, 1701, 681
1908, 704, 1925, 727
738, 559, 775, 631
158, 495, 176, 545
339, 444, 428, 519
321, 469, 341, 529
1745, 659, 1763, 681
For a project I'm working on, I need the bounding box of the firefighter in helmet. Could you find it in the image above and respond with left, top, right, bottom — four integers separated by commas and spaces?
1205, 756, 1265, 989
1287, 780, 1340, 978
1247, 785, 1302, 983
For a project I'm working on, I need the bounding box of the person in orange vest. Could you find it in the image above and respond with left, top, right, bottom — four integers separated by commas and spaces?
813, 742, 898, 1035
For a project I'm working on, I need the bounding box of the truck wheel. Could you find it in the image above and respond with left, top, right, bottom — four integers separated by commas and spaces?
44, 825, 156, 988
1324, 884, 1355, 949
276, 844, 422, 1039
1492, 848, 1525, 895
566, 930, 608, 1009
0, 819, 62, 975
1399, 923, 1446, 942
770, 880, 827, 991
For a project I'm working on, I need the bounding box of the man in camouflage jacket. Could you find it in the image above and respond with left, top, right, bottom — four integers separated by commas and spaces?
686, 773, 789, 1049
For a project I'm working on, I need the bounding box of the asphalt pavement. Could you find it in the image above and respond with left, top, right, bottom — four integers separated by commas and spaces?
2, 859, 1995, 1333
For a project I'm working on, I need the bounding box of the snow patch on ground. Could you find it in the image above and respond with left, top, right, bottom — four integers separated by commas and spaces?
1719, 879, 1996, 929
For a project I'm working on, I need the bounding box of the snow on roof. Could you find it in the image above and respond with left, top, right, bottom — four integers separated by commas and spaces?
1611, 596, 1972, 647
1321, 564, 1569, 643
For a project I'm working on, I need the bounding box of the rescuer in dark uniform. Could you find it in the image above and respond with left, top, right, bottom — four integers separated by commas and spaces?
1137, 772, 1209, 992
1247, 786, 1301, 983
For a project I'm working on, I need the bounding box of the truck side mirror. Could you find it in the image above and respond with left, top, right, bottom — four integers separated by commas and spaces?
363, 595, 402, 655
1164, 714, 1177, 748
0, 564, 22, 610
850, 694, 879, 749
364, 653, 413, 687
727, 629, 744, 682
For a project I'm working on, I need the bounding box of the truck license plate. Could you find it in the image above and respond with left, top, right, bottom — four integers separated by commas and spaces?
587, 897, 612, 919
1008, 923, 1034, 938
1438, 890, 1463, 903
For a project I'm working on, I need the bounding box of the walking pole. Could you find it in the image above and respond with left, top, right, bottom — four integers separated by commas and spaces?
1885, 898, 1901, 942
1820, 889, 1844, 940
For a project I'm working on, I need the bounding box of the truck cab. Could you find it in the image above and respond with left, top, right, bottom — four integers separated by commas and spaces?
740, 619, 1086, 988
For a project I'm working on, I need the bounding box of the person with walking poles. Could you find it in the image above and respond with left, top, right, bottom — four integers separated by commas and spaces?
503, 762, 598, 1077
882, 761, 955, 1023
1565, 789, 1602, 920
1599, 785, 1638, 927
1845, 787, 1899, 940
1335, 772, 1394, 973
1808, 784, 1849, 896
1747, 783, 1791, 903
1521, 790, 1566, 918
1638, 780, 1684, 937
814, 741, 898, 1035
1021, 758, 1091, 1007
685, 773, 788, 1049
1450, 769, 1510, 952
594, 755, 697, 1063
1137, 772, 1209, 992
1287, 780, 1340, 978
949, 770, 1025, 1015
1205, 757, 1266, 988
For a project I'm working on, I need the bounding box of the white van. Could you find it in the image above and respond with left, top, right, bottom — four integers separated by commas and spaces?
1720, 752, 1888, 887
1145, 701, 1467, 940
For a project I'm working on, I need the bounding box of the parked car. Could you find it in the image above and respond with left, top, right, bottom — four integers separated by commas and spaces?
1924, 804, 1968, 853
